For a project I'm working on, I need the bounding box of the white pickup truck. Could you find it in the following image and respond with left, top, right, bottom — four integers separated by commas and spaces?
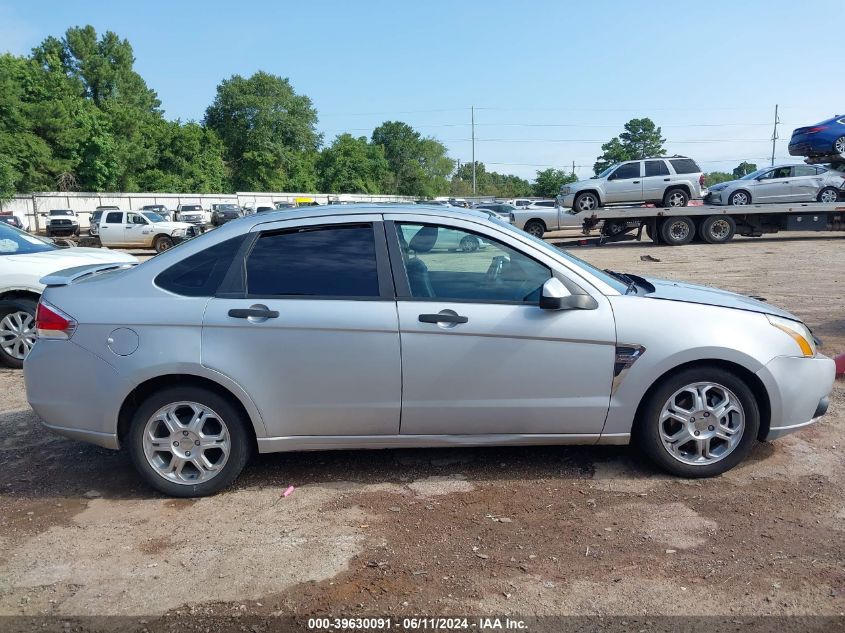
509, 204, 591, 238
97, 210, 197, 253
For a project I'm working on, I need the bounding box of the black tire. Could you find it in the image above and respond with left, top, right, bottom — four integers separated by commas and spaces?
817, 186, 840, 203
127, 386, 252, 497
662, 188, 689, 208
523, 220, 545, 239
699, 215, 736, 244
0, 299, 37, 369
728, 190, 751, 206
573, 192, 600, 212
604, 220, 630, 237
154, 235, 174, 253
635, 365, 760, 478
659, 216, 695, 246
459, 235, 480, 252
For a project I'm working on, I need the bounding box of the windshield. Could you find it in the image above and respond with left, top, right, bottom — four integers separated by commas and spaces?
595, 165, 616, 179
49, 210, 73, 216
142, 211, 164, 222
488, 216, 628, 293
0, 222, 57, 255
218, 204, 239, 211
182, 206, 202, 211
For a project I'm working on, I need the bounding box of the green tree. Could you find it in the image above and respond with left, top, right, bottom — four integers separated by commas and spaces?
205, 71, 320, 191
704, 171, 734, 186
449, 161, 532, 198
732, 161, 758, 178
0, 158, 15, 201
317, 134, 391, 194
371, 121, 454, 197
138, 121, 226, 192
533, 168, 577, 198
594, 118, 666, 175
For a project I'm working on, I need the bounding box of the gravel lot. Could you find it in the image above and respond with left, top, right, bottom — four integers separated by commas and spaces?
1, 232, 843, 623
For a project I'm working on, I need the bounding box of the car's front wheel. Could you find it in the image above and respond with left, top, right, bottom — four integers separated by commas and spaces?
0, 299, 37, 369
128, 386, 252, 497
728, 190, 751, 206
154, 235, 174, 253
573, 192, 600, 212
636, 366, 760, 478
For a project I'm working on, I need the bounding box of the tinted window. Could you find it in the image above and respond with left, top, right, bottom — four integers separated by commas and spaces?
536, 200, 555, 207
644, 160, 670, 177
669, 158, 701, 174
246, 224, 380, 297
156, 235, 246, 297
105, 212, 123, 223
397, 223, 550, 303
612, 163, 640, 180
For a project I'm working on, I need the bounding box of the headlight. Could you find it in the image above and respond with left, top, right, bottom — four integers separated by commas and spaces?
171, 228, 187, 237
767, 315, 816, 357
560, 187, 571, 195
709, 184, 727, 192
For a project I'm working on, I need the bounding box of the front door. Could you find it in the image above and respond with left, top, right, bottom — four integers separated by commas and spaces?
385, 217, 616, 437
202, 217, 402, 437
751, 166, 793, 201
124, 212, 152, 246
603, 162, 643, 203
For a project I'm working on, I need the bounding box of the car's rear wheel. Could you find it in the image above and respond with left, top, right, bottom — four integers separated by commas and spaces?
659, 216, 695, 246
573, 192, 600, 212
0, 299, 37, 369
154, 235, 174, 253
128, 386, 252, 497
834, 136, 845, 156
728, 190, 751, 206
636, 366, 760, 478
663, 188, 689, 208
817, 187, 839, 203
699, 215, 736, 244
523, 220, 545, 239
460, 235, 480, 252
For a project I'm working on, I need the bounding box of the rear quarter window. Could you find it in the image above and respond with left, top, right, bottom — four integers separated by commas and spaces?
669, 158, 701, 174
155, 235, 246, 297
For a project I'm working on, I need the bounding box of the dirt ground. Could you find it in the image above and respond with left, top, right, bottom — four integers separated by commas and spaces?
1, 232, 844, 625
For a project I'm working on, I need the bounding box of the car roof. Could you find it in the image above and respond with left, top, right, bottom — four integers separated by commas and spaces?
230, 203, 498, 227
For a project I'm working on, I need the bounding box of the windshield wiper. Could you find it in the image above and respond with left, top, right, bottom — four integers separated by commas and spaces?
604, 269, 637, 295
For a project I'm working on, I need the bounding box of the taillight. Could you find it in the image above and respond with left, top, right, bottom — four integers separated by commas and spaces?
35, 301, 77, 340
807, 126, 827, 134
699, 173, 705, 187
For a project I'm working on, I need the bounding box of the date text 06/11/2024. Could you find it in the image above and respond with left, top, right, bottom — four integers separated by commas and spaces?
306, 616, 529, 630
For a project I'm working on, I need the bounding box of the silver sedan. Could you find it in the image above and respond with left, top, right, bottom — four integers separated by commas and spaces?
25, 205, 835, 496
704, 164, 843, 205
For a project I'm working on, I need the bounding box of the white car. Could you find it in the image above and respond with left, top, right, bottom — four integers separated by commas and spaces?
98, 210, 196, 253
399, 224, 487, 252
43, 209, 80, 237
0, 222, 136, 367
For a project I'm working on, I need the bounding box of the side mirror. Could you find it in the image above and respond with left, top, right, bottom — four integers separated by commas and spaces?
539, 278, 598, 310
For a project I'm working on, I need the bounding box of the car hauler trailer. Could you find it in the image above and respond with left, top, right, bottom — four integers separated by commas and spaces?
555, 200, 845, 246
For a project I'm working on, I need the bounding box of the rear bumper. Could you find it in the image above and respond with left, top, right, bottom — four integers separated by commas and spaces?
25, 339, 129, 450
788, 138, 826, 156
756, 354, 836, 441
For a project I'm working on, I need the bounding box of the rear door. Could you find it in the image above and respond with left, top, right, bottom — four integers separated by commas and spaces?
98, 211, 126, 245
790, 165, 825, 201
384, 214, 616, 437
201, 215, 402, 438
641, 159, 671, 202
603, 162, 643, 203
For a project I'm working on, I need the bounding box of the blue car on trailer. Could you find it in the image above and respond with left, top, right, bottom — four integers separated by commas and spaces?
789, 115, 845, 157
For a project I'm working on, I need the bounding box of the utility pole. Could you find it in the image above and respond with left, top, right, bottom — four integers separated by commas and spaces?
572, 160, 576, 177
770, 104, 779, 166
471, 106, 476, 195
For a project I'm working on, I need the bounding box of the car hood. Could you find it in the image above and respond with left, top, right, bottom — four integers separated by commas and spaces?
642, 276, 798, 321
1, 247, 137, 277
151, 221, 193, 231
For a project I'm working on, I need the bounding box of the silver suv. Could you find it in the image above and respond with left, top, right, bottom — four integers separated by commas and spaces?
560, 156, 705, 212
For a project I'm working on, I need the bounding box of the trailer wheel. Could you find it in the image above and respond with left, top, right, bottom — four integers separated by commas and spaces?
699, 215, 736, 244
659, 216, 695, 246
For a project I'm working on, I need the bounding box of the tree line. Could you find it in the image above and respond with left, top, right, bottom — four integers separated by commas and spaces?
0, 26, 757, 201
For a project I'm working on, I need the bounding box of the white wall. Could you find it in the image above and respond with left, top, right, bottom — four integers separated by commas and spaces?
0, 191, 418, 230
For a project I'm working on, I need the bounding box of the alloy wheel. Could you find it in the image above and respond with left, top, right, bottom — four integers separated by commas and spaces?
142, 401, 231, 485
658, 382, 745, 466
667, 192, 686, 207
730, 192, 749, 205
820, 188, 839, 203
0, 310, 36, 360
576, 195, 598, 212
835, 136, 845, 155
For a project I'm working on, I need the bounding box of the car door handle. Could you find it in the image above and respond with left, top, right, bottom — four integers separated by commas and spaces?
228, 308, 279, 319
633, 181, 640, 184
419, 313, 468, 324
663, 178, 670, 181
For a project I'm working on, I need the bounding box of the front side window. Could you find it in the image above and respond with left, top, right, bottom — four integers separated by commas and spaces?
644, 160, 670, 177
396, 223, 550, 303
127, 212, 147, 225
246, 224, 380, 298
611, 163, 641, 180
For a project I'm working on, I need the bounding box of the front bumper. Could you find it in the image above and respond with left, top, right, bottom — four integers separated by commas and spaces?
48, 224, 79, 235
703, 191, 724, 205
756, 354, 836, 441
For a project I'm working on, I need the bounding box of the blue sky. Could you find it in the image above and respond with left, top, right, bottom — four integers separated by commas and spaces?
2, 0, 843, 181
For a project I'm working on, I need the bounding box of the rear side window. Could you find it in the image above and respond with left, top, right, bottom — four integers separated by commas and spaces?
536, 200, 555, 207
156, 235, 246, 297
245, 224, 380, 298
105, 212, 123, 223
793, 165, 819, 177
669, 158, 701, 174
645, 160, 670, 177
